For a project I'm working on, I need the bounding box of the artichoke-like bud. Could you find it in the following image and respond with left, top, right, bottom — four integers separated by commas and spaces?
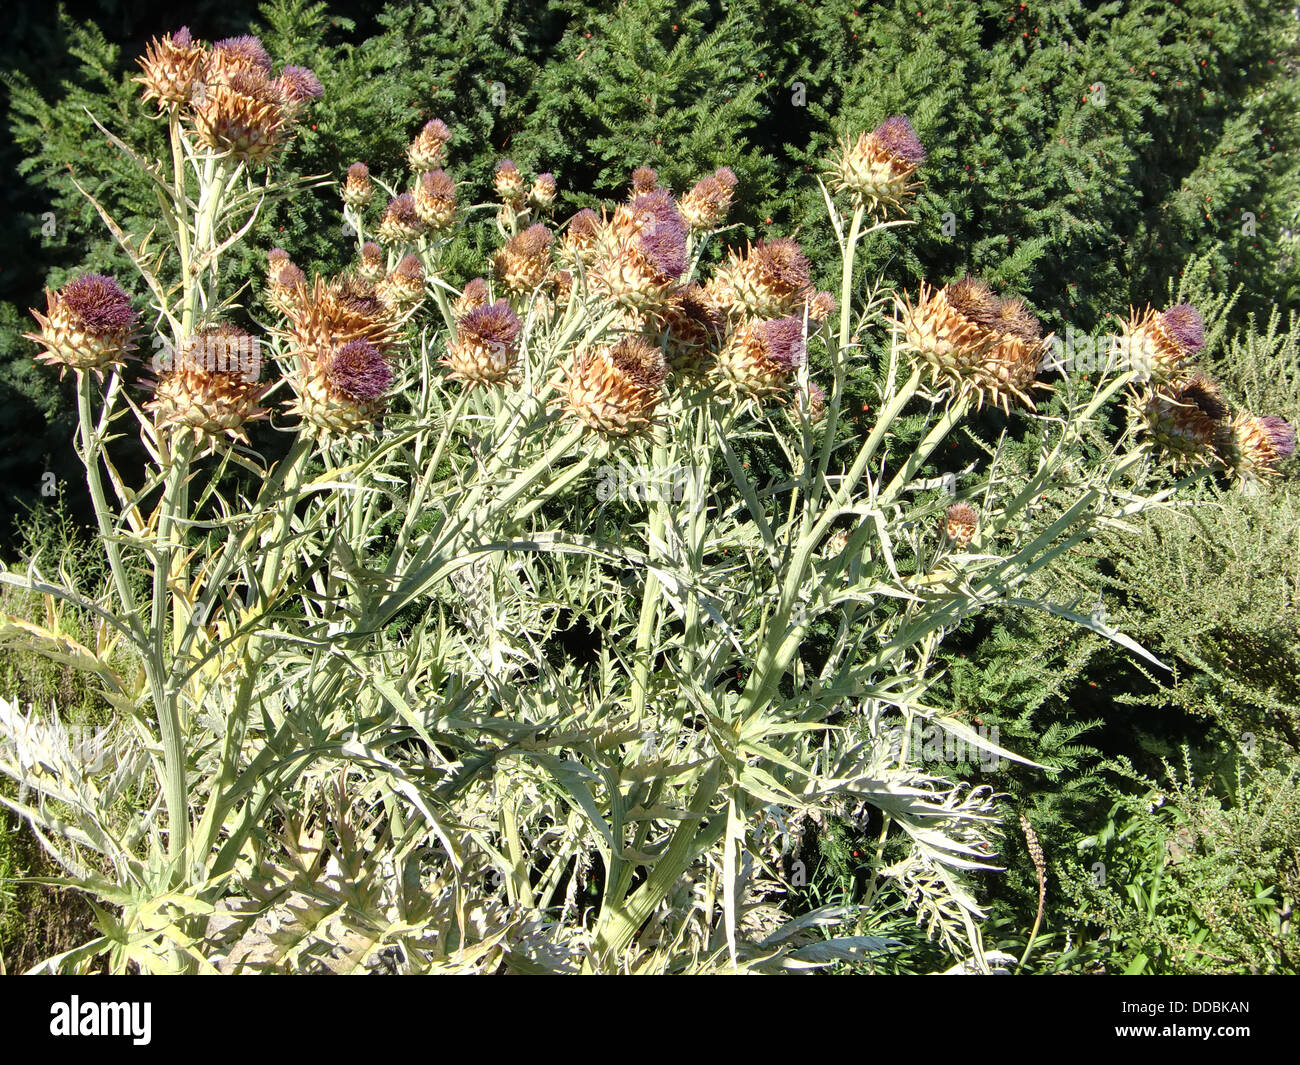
275, 65, 323, 117
630, 166, 659, 194
193, 66, 288, 165
1140, 373, 1228, 467
708, 238, 813, 319
943, 503, 978, 547
147, 324, 267, 444
894, 278, 1050, 411
494, 159, 526, 207
26, 274, 138, 377
530, 172, 558, 210
343, 162, 374, 208
678, 167, 738, 232
592, 191, 688, 311
828, 116, 926, 217
557, 336, 667, 436
823, 528, 850, 557
408, 118, 451, 171
208, 35, 272, 81
1118, 302, 1205, 382
414, 169, 457, 230
807, 290, 837, 323
494, 224, 554, 294
289, 339, 394, 435
135, 27, 207, 109
357, 241, 385, 283
658, 283, 723, 375
284, 275, 400, 359
454, 278, 490, 317
715, 315, 807, 395
802, 380, 827, 424
377, 193, 425, 245
559, 208, 604, 267
442, 299, 522, 387
265, 250, 305, 316
1217, 413, 1296, 480
379, 253, 426, 312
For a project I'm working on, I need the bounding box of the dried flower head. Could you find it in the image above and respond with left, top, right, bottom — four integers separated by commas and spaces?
284, 275, 399, 361
530, 172, 558, 209
715, 315, 807, 395
135, 28, 207, 109
147, 324, 268, 445
1217, 413, 1296, 481
557, 336, 667, 436
829, 116, 926, 217
343, 162, 373, 208
454, 277, 490, 316
289, 338, 393, 435
494, 159, 526, 207
658, 283, 724, 375
808, 291, 837, 323
494, 224, 554, 294
211, 35, 272, 78
708, 238, 813, 319
357, 241, 385, 283
678, 167, 738, 232
377, 193, 425, 245
630, 166, 659, 194
26, 273, 138, 376
265, 249, 305, 315
559, 208, 604, 267
1141, 373, 1229, 468
378, 253, 426, 311
405, 118, 451, 172
894, 279, 1049, 411
593, 191, 688, 311
193, 66, 288, 165
805, 380, 827, 424
943, 502, 978, 547
443, 300, 522, 386
1119, 302, 1205, 382
414, 169, 457, 230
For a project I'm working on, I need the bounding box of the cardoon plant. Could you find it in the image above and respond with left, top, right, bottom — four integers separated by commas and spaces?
0, 45, 1212, 974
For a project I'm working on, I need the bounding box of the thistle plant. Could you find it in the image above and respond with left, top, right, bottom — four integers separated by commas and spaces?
0, 43, 1206, 974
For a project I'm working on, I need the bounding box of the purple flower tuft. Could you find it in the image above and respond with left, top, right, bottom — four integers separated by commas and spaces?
279, 65, 323, 102
460, 300, 522, 346
172, 27, 193, 47
1258, 415, 1296, 460
872, 116, 926, 166
713, 166, 738, 189
1161, 303, 1205, 352
60, 274, 137, 334
760, 316, 807, 373
213, 35, 272, 73
329, 340, 392, 402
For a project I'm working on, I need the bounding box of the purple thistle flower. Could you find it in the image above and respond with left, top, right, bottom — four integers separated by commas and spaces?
568, 208, 601, 241
394, 253, 424, 281
460, 300, 522, 346
60, 274, 137, 333
1258, 415, 1296, 460
423, 119, 451, 142
713, 166, 738, 189
279, 65, 324, 102
172, 27, 193, 47
1161, 303, 1205, 352
385, 194, 420, 226
496, 159, 519, 175
872, 116, 926, 166
461, 277, 489, 304
329, 340, 392, 402
213, 35, 271, 73
760, 316, 807, 373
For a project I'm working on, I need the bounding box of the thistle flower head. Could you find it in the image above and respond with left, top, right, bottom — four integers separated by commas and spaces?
659, 283, 724, 375
709, 238, 813, 318
454, 277, 490, 316
558, 336, 666, 436
193, 66, 288, 165
1139, 373, 1228, 468
443, 299, 522, 386
494, 159, 526, 207
494, 224, 554, 293
284, 274, 399, 357
413, 168, 457, 230
829, 115, 925, 217
1160, 303, 1205, 353
1217, 412, 1296, 480
631, 166, 659, 194
210, 35, 272, 79
806, 380, 827, 424
135, 28, 207, 109
147, 324, 267, 445
265, 250, 304, 314
715, 315, 807, 395
944, 502, 978, 547
357, 241, 384, 282
895, 279, 1049, 411
276, 65, 323, 106
379, 252, 426, 311
26, 273, 138, 376
808, 291, 837, 322
377, 193, 425, 245
408, 118, 452, 170
679, 167, 739, 232
343, 161, 373, 208
531, 172, 558, 209
329, 339, 392, 401
559, 208, 604, 266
